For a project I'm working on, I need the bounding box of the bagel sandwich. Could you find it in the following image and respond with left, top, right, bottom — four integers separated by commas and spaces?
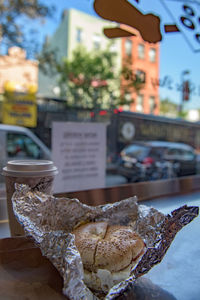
72, 221, 145, 293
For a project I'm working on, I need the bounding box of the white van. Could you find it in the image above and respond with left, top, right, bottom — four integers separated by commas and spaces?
0, 124, 51, 182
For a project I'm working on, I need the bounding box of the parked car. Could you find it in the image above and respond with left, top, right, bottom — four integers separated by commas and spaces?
117, 141, 197, 182
196, 153, 200, 174
0, 124, 51, 182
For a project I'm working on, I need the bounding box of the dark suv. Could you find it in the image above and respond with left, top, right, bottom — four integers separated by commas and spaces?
118, 141, 197, 182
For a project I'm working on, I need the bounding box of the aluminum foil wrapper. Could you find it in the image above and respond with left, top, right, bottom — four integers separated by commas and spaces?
11, 184, 199, 300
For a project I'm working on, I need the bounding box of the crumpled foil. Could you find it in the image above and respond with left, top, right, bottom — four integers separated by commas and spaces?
11, 184, 199, 300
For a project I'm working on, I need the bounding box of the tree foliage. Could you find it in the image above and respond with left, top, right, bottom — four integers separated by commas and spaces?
56, 45, 121, 110
160, 98, 181, 118
0, 0, 54, 56
54, 46, 145, 110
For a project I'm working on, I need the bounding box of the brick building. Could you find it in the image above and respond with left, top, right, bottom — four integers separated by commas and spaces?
121, 34, 160, 115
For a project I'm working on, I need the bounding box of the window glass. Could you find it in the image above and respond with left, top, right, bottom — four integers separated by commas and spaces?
110, 40, 117, 52
138, 43, 145, 59
136, 94, 144, 112
93, 34, 101, 50
136, 69, 146, 83
149, 96, 155, 114
125, 39, 132, 56
76, 28, 83, 43
149, 48, 156, 62
124, 145, 149, 159
150, 147, 166, 159
181, 149, 195, 160
124, 92, 132, 102
166, 148, 181, 157
7, 133, 42, 159
166, 148, 175, 156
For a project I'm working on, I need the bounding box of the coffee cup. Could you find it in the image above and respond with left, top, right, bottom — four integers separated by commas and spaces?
2, 160, 58, 236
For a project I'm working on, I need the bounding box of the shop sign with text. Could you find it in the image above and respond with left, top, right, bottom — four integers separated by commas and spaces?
2, 92, 37, 128
52, 122, 106, 193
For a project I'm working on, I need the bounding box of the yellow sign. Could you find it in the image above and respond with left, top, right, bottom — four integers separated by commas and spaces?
2, 92, 37, 128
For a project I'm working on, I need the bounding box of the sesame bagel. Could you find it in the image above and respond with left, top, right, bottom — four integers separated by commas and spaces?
72, 221, 145, 292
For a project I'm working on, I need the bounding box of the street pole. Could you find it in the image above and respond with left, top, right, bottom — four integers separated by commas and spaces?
179, 70, 190, 117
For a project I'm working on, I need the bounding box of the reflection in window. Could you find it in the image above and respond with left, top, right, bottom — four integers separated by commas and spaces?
149, 96, 155, 114
76, 28, 83, 43
149, 48, 156, 62
136, 69, 146, 83
93, 34, 101, 50
136, 94, 144, 112
125, 39, 133, 56
7, 133, 41, 159
138, 44, 145, 59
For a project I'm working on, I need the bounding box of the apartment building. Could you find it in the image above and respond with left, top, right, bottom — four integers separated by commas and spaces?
121, 34, 160, 115
38, 9, 122, 98
39, 8, 160, 114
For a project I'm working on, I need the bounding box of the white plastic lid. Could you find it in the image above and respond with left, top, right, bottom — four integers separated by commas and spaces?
2, 160, 58, 177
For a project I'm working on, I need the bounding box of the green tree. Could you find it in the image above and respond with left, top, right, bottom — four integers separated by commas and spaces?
0, 0, 54, 56
159, 98, 188, 118
56, 45, 120, 110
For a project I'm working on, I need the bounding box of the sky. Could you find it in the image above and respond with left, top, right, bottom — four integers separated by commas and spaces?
30, 0, 200, 111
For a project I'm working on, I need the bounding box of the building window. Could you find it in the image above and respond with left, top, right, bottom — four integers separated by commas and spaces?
110, 40, 117, 52
149, 96, 156, 114
136, 69, 146, 83
149, 48, 156, 62
125, 39, 133, 56
124, 92, 132, 104
136, 94, 144, 112
93, 34, 101, 50
138, 43, 145, 59
76, 28, 83, 43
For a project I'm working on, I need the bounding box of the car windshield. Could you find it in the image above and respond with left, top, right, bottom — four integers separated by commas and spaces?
122, 144, 149, 159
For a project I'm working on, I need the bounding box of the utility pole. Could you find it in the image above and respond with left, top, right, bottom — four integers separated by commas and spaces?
179, 70, 190, 117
